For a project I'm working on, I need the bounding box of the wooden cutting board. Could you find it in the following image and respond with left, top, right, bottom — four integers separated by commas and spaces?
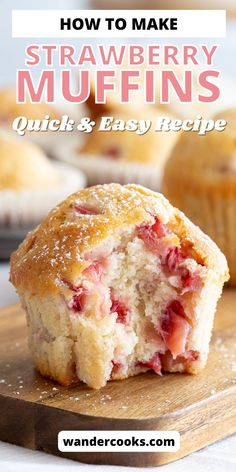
0, 290, 235, 467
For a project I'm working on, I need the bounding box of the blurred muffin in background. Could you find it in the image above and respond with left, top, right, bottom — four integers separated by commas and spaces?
214, 107, 236, 123
0, 86, 60, 123
162, 107, 236, 284
0, 86, 61, 153
53, 106, 179, 191
87, 64, 209, 120
0, 133, 58, 191
85, 72, 132, 118
154, 64, 211, 119
0, 132, 86, 227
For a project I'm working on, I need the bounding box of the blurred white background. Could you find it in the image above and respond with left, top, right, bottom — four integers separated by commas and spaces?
0, 0, 90, 86
0, 1, 89, 86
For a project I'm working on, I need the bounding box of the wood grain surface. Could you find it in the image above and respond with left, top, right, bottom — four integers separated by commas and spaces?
0, 289, 235, 467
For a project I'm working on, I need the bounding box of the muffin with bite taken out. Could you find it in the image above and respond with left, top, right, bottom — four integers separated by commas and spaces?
10, 183, 228, 388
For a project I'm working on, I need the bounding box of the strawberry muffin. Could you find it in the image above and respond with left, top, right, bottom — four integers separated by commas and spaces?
86, 64, 208, 120
10, 184, 228, 389
0, 86, 62, 153
162, 107, 236, 284
0, 86, 59, 123
54, 107, 178, 191
0, 133, 86, 227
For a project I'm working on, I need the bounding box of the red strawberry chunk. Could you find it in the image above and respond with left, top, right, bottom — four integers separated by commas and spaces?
151, 217, 168, 238
163, 247, 186, 272
138, 217, 168, 251
68, 287, 88, 314
83, 262, 104, 283
162, 247, 202, 293
137, 352, 162, 375
160, 349, 199, 370
112, 360, 123, 375
104, 146, 121, 159
110, 299, 130, 324
63, 280, 81, 292
74, 205, 99, 215
180, 269, 202, 293
160, 300, 190, 359
166, 300, 187, 318
138, 224, 157, 251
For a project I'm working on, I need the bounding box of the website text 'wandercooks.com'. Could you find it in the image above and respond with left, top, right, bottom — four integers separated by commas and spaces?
58, 431, 180, 452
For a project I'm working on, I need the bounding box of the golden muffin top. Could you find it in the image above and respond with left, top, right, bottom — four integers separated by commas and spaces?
81, 107, 179, 166
214, 107, 236, 125
10, 183, 228, 297
0, 133, 59, 191
162, 107, 236, 196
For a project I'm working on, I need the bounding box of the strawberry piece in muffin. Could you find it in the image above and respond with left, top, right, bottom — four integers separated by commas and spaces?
160, 300, 190, 359
68, 287, 88, 314
110, 299, 130, 324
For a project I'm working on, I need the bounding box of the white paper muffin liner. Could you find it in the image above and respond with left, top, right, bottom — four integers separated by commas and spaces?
52, 141, 163, 191
0, 162, 86, 227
